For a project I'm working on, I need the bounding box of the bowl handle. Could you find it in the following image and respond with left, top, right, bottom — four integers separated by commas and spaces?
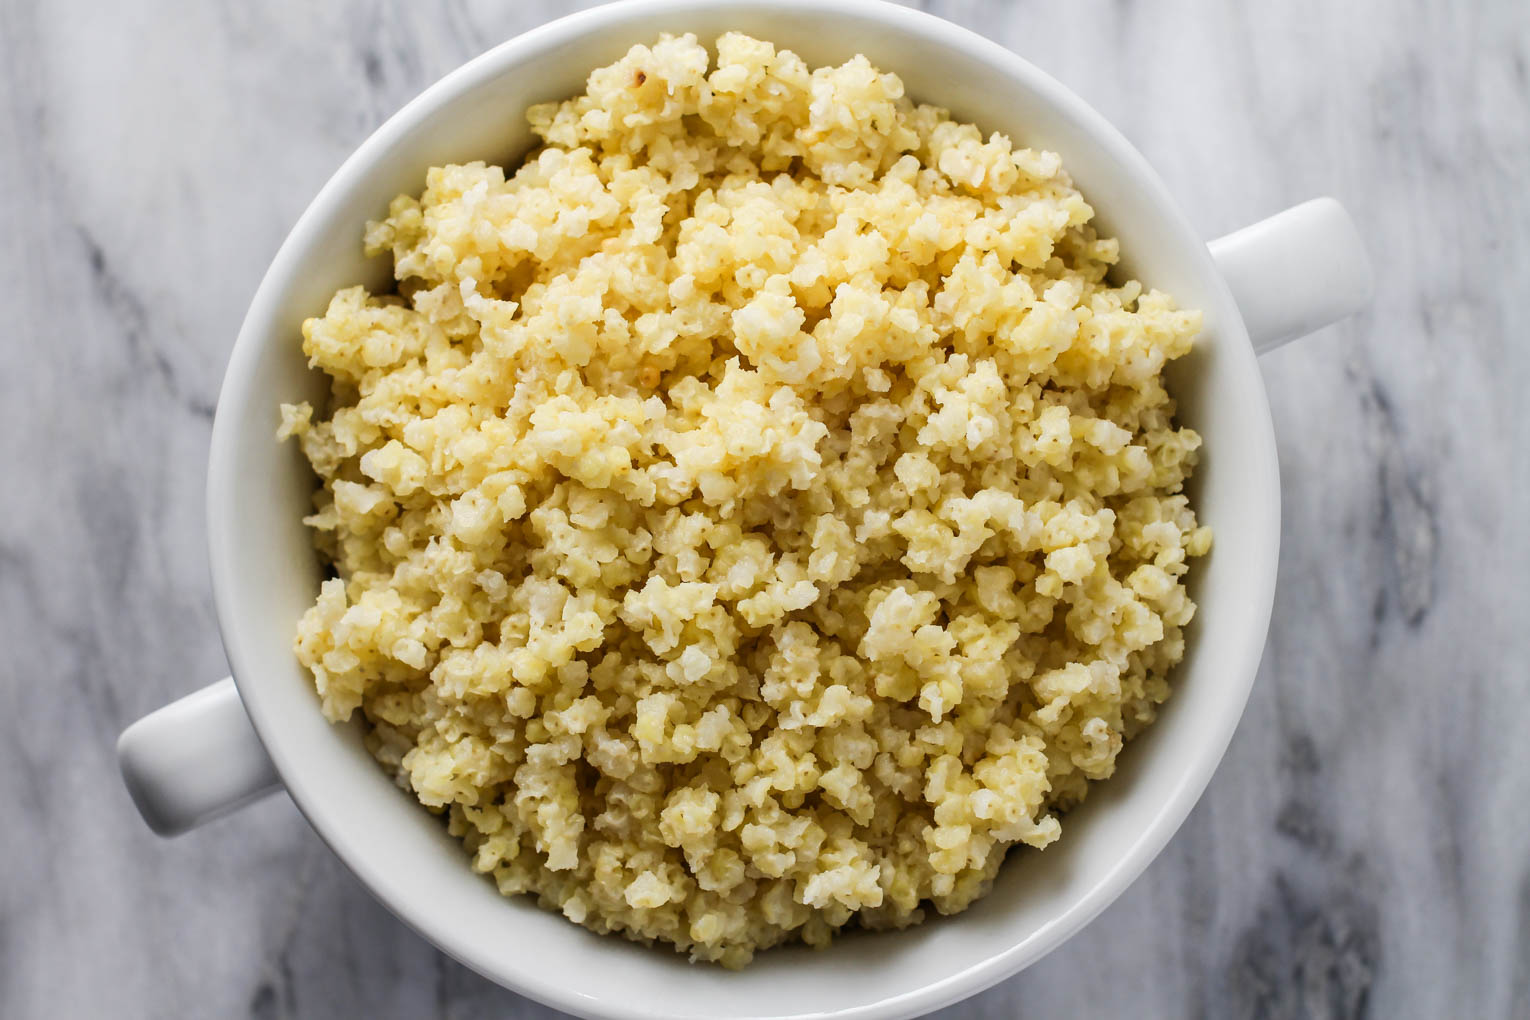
118, 678, 281, 836
1208, 197, 1374, 355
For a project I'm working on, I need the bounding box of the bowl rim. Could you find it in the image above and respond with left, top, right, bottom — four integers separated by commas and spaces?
206, 1, 1280, 1016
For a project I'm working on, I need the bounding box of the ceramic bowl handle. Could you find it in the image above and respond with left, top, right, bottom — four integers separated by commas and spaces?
118, 678, 281, 836
1208, 197, 1374, 354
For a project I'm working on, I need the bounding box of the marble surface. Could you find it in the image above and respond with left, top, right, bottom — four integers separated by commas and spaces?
3, 0, 1527, 1016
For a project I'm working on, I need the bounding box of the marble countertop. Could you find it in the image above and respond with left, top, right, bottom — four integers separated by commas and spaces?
4, 0, 1526, 1016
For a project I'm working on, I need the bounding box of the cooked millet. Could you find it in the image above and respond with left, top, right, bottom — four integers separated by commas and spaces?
283, 31, 1210, 968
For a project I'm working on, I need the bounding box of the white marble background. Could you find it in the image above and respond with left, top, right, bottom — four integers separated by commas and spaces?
3, 0, 1527, 1016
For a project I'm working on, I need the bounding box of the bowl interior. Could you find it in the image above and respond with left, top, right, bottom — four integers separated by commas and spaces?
208, 2, 1279, 1018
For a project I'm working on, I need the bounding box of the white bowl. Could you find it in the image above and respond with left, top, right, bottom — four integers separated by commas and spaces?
118, 2, 1372, 1017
